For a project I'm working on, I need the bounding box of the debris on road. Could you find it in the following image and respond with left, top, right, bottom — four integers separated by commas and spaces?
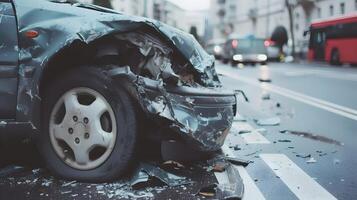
280, 130, 343, 146
262, 93, 271, 100
197, 184, 217, 197
131, 163, 192, 188
254, 116, 281, 126
296, 153, 311, 158
207, 155, 251, 172
225, 157, 251, 167
306, 157, 317, 164
199, 163, 244, 199
162, 160, 185, 170
62, 180, 77, 187
278, 139, 292, 143
229, 144, 242, 151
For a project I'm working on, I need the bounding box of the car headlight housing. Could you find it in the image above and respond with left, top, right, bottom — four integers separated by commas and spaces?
257, 54, 267, 61
233, 54, 243, 61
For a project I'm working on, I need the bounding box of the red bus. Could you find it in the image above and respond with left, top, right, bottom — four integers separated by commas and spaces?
305, 13, 357, 65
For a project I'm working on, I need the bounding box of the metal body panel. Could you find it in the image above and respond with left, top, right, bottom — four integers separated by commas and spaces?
0, 2, 18, 119
0, 0, 238, 151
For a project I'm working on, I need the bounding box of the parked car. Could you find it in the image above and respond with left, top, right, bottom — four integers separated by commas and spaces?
264, 39, 281, 61
205, 39, 226, 60
0, 0, 237, 182
222, 35, 268, 66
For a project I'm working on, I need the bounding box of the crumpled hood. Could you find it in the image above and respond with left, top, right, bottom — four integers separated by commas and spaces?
14, 0, 218, 86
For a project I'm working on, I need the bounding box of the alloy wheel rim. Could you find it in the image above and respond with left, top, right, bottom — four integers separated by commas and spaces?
49, 87, 117, 170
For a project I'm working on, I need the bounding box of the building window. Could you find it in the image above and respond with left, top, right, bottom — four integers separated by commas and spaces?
317, 7, 321, 18
355, 0, 357, 10
329, 5, 334, 16
340, 3, 345, 14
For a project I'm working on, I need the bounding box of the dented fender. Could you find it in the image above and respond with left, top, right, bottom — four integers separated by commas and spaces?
12, 0, 221, 131
108, 67, 236, 151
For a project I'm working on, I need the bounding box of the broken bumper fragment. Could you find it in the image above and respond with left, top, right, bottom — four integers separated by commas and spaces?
109, 67, 237, 151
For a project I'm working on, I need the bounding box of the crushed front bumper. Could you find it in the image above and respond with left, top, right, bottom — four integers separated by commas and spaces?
109, 67, 237, 151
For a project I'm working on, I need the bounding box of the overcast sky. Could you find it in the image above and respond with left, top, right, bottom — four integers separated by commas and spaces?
167, 0, 211, 11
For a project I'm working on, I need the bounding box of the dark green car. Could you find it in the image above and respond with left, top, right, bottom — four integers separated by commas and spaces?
0, 0, 237, 182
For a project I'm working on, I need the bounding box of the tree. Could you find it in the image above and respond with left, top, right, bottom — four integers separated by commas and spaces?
189, 26, 200, 42
285, 0, 315, 56
285, 0, 295, 56
93, 0, 112, 9
271, 26, 288, 54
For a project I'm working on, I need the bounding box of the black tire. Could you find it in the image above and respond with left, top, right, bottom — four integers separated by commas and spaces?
330, 49, 341, 66
38, 66, 137, 182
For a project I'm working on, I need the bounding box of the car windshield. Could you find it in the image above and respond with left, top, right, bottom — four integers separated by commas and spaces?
233, 38, 266, 54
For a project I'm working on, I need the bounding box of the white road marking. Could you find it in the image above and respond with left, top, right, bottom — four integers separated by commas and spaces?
221, 145, 266, 200
283, 69, 357, 81
260, 154, 337, 200
232, 122, 270, 144
236, 166, 266, 200
219, 69, 357, 121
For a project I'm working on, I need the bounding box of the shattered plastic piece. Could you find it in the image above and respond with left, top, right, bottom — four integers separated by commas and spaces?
258, 78, 272, 83
306, 157, 317, 164
261, 93, 271, 100
62, 180, 77, 187
198, 164, 244, 199
162, 161, 185, 170
208, 155, 250, 171
278, 139, 291, 143
296, 154, 311, 158
254, 117, 281, 126
131, 163, 191, 187
225, 157, 251, 167
197, 184, 217, 197
232, 145, 241, 151
130, 170, 149, 187
238, 130, 251, 134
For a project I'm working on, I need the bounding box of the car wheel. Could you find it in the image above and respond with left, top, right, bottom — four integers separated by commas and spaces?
38, 66, 137, 182
222, 58, 229, 64
330, 49, 341, 66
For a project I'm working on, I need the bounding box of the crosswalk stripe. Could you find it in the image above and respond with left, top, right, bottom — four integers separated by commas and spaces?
232, 122, 271, 144
221, 145, 266, 200
260, 154, 337, 200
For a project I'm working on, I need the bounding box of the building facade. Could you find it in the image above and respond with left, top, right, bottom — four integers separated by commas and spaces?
78, 0, 208, 39
210, 0, 357, 54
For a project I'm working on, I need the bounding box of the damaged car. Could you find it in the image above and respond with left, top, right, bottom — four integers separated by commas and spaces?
0, 0, 237, 182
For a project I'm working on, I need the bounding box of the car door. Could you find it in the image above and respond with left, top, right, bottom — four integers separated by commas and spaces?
0, 0, 18, 119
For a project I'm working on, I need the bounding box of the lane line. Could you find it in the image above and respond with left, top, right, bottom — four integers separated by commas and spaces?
219, 69, 357, 121
260, 154, 337, 200
232, 122, 270, 144
221, 145, 266, 200
283, 69, 357, 81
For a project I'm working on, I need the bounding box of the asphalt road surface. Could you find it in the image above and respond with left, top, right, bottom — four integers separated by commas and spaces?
1, 61, 356, 200
217, 61, 357, 200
